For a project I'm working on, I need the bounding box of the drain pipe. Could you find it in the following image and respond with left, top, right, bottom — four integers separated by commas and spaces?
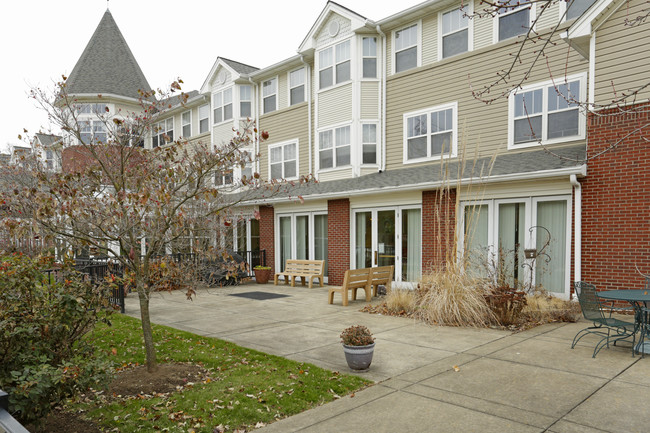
570, 174, 582, 289
248, 77, 260, 174
376, 24, 386, 172
300, 55, 313, 174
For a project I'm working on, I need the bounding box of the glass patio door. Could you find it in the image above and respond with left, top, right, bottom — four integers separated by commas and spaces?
353, 207, 421, 284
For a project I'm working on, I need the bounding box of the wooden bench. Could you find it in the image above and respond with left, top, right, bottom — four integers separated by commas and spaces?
369, 265, 394, 297
274, 259, 324, 288
328, 268, 372, 306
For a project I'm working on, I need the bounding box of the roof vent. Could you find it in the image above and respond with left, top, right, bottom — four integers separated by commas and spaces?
328, 20, 340, 37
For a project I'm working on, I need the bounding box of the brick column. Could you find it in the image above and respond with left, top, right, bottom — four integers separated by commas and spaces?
258, 206, 275, 274
581, 104, 650, 291
327, 199, 350, 285
422, 189, 457, 274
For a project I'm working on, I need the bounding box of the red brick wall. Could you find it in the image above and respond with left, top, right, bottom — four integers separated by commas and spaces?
327, 199, 350, 285
422, 189, 457, 274
259, 206, 275, 274
582, 104, 650, 291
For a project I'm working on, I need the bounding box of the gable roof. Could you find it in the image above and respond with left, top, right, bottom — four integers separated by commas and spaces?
298, 1, 371, 53
221, 58, 259, 76
200, 57, 260, 94
66, 9, 151, 100
34, 133, 62, 147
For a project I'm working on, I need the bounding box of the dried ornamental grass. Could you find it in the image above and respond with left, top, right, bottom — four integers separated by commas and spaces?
522, 291, 581, 323
415, 265, 497, 327
385, 289, 417, 314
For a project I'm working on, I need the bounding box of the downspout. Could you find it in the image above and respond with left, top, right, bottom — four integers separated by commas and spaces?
300, 55, 313, 174
570, 174, 582, 291
376, 24, 387, 172
248, 77, 260, 174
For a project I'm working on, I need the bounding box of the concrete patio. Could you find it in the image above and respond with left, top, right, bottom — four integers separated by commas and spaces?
125, 283, 650, 433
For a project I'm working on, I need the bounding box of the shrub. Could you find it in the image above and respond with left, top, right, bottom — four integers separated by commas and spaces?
340, 325, 375, 346
0, 254, 114, 425
484, 285, 528, 326
415, 263, 496, 327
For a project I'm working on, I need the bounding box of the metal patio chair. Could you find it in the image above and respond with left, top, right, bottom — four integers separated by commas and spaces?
572, 282, 636, 358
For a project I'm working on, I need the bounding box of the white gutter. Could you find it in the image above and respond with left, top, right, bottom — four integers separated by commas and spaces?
570, 174, 582, 287
376, 24, 387, 172
248, 77, 260, 174
300, 55, 313, 174
248, 165, 588, 205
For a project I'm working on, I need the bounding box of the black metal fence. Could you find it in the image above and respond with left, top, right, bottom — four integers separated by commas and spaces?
0, 390, 30, 433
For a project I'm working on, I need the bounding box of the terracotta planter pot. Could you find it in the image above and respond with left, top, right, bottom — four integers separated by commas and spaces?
342, 343, 375, 371
254, 268, 271, 284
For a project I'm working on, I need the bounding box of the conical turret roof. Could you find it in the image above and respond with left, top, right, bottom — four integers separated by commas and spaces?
66, 10, 151, 99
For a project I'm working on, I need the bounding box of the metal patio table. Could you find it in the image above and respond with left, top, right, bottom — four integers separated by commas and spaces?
598, 289, 650, 355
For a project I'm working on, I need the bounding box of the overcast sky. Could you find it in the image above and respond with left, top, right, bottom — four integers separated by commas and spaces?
0, 0, 408, 152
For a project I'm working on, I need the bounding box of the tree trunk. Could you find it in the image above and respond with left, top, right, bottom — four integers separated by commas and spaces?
137, 280, 158, 373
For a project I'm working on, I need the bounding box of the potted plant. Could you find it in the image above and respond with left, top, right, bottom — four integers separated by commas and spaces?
253, 265, 272, 284
340, 325, 375, 371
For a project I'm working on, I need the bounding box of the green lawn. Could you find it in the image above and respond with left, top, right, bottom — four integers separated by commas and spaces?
77, 314, 370, 432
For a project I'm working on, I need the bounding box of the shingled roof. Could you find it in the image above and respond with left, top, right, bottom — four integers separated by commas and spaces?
221, 58, 259, 75
66, 9, 151, 99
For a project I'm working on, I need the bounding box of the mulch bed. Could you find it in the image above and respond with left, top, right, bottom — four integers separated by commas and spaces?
27, 363, 207, 433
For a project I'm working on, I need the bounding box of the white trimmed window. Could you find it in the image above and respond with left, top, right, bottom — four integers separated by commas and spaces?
215, 169, 233, 187
269, 141, 297, 180
441, 6, 470, 59
362, 37, 377, 79
497, 2, 533, 41
213, 88, 233, 124
362, 124, 377, 165
510, 75, 585, 147
319, 125, 350, 170
181, 111, 191, 137
403, 102, 457, 163
289, 68, 305, 106
319, 39, 351, 90
394, 24, 419, 73
198, 104, 209, 133
80, 120, 107, 145
240, 85, 252, 118
152, 118, 174, 148
263, 78, 277, 114
564, 0, 597, 21
75, 103, 107, 114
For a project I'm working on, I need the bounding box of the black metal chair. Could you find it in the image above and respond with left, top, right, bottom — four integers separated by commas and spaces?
572, 282, 636, 358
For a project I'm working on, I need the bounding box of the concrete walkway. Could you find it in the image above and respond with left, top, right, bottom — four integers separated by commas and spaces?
125, 283, 650, 433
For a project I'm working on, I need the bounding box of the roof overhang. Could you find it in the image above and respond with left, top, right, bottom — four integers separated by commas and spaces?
561, 0, 625, 59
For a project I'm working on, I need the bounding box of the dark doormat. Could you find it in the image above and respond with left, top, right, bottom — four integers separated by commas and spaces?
230, 291, 290, 300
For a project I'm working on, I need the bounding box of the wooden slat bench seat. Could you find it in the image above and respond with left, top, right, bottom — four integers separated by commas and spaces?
328, 268, 372, 306
274, 259, 324, 288
369, 265, 394, 297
